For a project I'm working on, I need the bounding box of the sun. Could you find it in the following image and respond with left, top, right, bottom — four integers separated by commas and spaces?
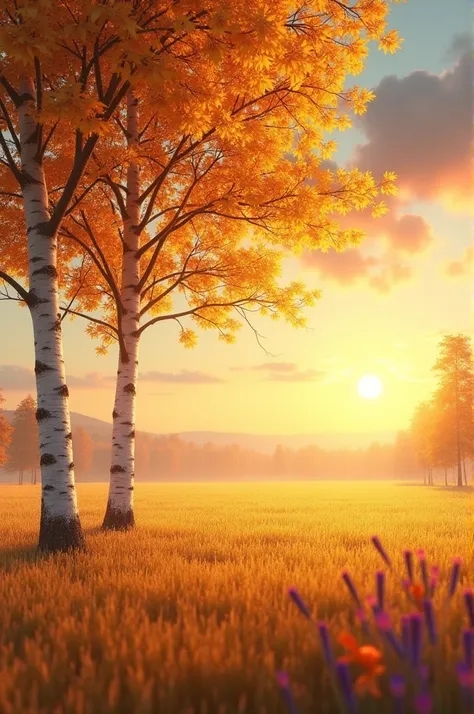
357, 374, 383, 400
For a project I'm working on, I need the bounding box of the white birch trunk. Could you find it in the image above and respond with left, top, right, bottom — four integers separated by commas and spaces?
102, 91, 141, 530
19, 76, 84, 551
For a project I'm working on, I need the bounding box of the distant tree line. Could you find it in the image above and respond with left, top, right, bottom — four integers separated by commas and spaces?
1, 335, 471, 486
0, 392, 423, 483
410, 334, 473, 487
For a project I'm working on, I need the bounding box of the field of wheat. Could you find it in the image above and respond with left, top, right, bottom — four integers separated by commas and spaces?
0, 481, 471, 714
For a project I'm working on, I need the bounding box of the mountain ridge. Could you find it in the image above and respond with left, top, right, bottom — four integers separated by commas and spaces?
2, 410, 397, 453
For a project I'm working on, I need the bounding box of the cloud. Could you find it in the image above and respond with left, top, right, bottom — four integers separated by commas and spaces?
0, 367, 116, 390
252, 362, 300, 373
303, 247, 412, 293
140, 370, 224, 384
352, 45, 472, 211
68, 372, 115, 388
0, 365, 35, 391
267, 369, 327, 383
444, 246, 473, 279
237, 362, 327, 382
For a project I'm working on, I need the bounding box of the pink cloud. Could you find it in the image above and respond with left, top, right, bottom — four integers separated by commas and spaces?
444, 246, 474, 279
303, 247, 412, 293
352, 45, 472, 211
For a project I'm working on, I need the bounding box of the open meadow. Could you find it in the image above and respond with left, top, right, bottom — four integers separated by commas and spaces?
0, 481, 471, 714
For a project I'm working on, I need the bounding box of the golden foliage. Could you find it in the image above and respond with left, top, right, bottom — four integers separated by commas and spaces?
0, 0, 402, 350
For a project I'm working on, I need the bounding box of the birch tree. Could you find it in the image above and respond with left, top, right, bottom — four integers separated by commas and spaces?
57, 3, 403, 528
0, 388, 12, 467
0, 0, 242, 550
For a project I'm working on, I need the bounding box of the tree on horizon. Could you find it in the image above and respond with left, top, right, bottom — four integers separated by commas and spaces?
432, 334, 474, 487
0, 388, 12, 468
6, 395, 39, 484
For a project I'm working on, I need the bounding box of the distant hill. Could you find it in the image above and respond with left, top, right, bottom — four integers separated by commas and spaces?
3, 410, 396, 453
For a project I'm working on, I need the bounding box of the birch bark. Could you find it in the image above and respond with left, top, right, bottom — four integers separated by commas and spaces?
102, 90, 141, 530
19, 76, 84, 551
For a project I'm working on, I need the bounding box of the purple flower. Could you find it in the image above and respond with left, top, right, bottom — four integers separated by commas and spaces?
371, 535, 392, 568
341, 570, 362, 608
317, 621, 334, 667
390, 674, 406, 714
288, 587, 312, 619
462, 628, 474, 669
429, 566, 439, 597
448, 557, 462, 599
275, 671, 299, 714
417, 549, 429, 593
457, 662, 474, 688
375, 610, 391, 631
464, 589, 474, 627
355, 607, 370, 636
423, 599, 437, 645
389, 674, 406, 697
408, 613, 423, 668
376, 570, 385, 611
375, 611, 405, 660
400, 615, 410, 658
419, 664, 430, 693
276, 671, 290, 688
366, 594, 378, 615
403, 549, 414, 582
456, 663, 474, 711
414, 693, 433, 714
336, 661, 357, 714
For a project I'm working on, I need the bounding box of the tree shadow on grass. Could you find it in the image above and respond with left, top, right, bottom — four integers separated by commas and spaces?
432, 485, 472, 496
397, 482, 471, 494
0, 542, 41, 572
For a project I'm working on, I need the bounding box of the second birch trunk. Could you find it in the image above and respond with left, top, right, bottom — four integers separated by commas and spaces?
102, 91, 141, 530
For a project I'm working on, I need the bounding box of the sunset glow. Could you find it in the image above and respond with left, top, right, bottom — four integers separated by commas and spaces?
358, 375, 383, 400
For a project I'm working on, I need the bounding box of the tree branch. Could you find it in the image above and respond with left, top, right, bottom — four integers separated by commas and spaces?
0, 270, 30, 305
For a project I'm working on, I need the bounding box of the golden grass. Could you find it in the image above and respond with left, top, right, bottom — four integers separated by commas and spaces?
0, 481, 471, 714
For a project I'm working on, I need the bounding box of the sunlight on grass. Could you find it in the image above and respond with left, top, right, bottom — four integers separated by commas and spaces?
0, 482, 470, 713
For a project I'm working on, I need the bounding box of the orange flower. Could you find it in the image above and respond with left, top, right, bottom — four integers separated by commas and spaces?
409, 583, 425, 611
338, 632, 385, 698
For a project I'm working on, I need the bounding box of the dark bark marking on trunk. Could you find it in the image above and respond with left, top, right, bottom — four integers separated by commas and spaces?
68, 462, 74, 471
110, 465, 126, 473
66, 431, 72, 440
128, 430, 135, 438
40, 453, 57, 466
121, 421, 133, 426
50, 317, 62, 332
27, 292, 45, 309
36, 408, 52, 421
55, 384, 69, 397
123, 383, 136, 395
32, 264, 58, 278
35, 360, 53, 374
30, 256, 42, 263
43, 484, 55, 491
112, 410, 120, 419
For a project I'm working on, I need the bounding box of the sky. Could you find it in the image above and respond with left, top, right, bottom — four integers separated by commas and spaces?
0, 0, 472, 441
